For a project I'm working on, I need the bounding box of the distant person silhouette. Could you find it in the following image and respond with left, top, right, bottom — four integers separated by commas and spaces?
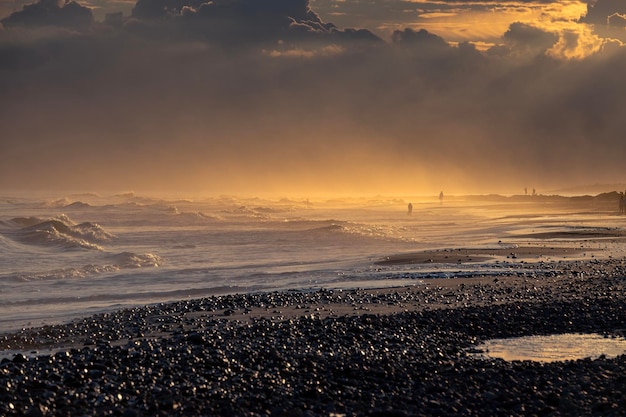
439, 191, 444, 204
620, 193, 625, 214
407, 203, 413, 216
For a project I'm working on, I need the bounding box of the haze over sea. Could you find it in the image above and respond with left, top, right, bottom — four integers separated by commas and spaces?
1, 191, 624, 333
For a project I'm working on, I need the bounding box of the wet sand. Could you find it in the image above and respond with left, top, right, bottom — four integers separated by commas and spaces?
374, 245, 588, 265
1, 243, 626, 416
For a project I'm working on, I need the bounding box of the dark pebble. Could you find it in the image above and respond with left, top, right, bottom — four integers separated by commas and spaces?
12, 354, 27, 364
0, 262, 625, 416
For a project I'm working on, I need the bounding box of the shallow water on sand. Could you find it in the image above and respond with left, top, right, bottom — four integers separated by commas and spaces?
475, 333, 626, 362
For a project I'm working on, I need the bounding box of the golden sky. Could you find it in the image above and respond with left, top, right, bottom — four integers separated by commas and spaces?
310, 0, 620, 56
1, 0, 626, 197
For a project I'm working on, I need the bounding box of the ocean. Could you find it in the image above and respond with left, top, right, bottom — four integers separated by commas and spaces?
0, 192, 620, 333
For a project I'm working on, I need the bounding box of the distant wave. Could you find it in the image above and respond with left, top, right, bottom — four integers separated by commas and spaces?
64, 201, 92, 209
223, 206, 273, 219
1, 214, 114, 250
251, 205, 299, 214
220, 204, 302, 220
41, 198, 92, 209
170, 210, 218, 224
307, 223, 346, 232
304, 221, 413, 242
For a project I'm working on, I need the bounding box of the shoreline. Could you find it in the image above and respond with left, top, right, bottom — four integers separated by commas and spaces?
2, 252, 623, 350
1, 254, 626, 415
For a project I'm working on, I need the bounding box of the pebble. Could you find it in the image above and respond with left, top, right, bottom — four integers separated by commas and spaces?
0, 259, 625, 416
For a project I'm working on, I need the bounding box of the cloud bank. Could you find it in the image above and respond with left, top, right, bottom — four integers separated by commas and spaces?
1, 0, 626, 196
1, 0, 93, 29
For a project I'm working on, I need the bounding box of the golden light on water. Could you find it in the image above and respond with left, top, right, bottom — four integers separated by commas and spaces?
476, 334, 626, 363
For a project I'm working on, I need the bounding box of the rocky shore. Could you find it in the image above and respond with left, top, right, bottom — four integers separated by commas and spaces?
1, 258, 626, 416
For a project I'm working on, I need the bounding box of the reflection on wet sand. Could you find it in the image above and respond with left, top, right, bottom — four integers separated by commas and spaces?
376, 246, 588, 265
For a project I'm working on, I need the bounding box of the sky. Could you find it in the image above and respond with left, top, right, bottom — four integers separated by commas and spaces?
1, 0, 626, 198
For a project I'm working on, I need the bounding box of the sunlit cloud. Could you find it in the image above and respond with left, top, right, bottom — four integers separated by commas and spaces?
313, 0, 618, 58
264, 44, 345, 58
544, 21, 605, 59
418, 12, 459, 19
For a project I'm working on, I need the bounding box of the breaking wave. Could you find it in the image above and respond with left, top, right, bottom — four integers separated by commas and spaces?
307, 223, 346, 233
1, 215, 114, 250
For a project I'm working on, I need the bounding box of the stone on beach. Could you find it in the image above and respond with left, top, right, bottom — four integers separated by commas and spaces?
1, 258, 626, 416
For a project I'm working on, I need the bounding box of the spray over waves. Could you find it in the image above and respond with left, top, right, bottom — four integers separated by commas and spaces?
162, 208, 218, 225
221, 203, 303, 220
222, 206, 274, 220
2, 214, 114, 250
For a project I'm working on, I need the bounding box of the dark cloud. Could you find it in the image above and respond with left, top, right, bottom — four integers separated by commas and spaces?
1, 0, 626, 195
498, 22, 559, 56
608, 12, 626, 27
131, 0, 203, 19
177, 0, 331, 43
132, 0, 318, 21
127, 0, 381, 44
578, 0, 626, 43
504, 22, 558, 47
104, 11, 123, 27
0, 0, 381, 45
1, 0, 93, 29
581, 0, 626, 26
391, 28, 449, 49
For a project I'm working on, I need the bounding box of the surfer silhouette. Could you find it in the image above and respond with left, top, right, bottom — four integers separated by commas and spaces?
407, 203, 413, 216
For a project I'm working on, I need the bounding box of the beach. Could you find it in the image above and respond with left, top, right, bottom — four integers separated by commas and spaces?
4, 0, 626, 412
2, 193, 626, 415
1, 246, 626, 416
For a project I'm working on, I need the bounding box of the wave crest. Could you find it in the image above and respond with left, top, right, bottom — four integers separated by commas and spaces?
3, 215, 114, 250
106, 252, 164, 268
307, 223, 345, 232
304, 220, 413, 242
